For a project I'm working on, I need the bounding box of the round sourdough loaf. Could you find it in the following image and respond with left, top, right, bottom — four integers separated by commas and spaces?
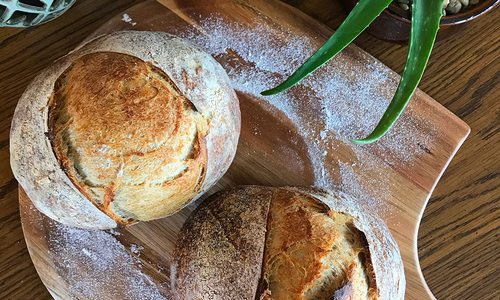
172, 186, 405, 300
10, 31, 240, 229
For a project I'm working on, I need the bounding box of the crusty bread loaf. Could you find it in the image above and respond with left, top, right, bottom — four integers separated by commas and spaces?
172, 186, 405, 300
10, 31, 240, 229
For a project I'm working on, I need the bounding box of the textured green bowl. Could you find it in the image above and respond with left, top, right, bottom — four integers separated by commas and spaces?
0, 0, 76, 28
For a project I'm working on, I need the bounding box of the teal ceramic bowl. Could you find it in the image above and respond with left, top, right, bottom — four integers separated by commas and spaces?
0, 0, 76, 28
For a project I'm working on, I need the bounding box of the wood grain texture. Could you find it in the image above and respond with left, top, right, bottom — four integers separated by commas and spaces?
17, 0, 468, 299
0, 1, 496, 300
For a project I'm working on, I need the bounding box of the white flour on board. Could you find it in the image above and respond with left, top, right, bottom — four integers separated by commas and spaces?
176, 16, 436, 216
49, 224, 166, 300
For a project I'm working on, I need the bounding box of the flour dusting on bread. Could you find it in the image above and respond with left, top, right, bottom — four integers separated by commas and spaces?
11, 31, 240, 229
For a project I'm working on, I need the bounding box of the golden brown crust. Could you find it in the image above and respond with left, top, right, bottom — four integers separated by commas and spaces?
172, 186, 405, 300
259, 189, 376, 300
49, 52, 207, 224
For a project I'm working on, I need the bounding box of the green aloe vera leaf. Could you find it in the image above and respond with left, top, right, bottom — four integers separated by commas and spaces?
260, 0, 393, 96
353, 0, 443, 144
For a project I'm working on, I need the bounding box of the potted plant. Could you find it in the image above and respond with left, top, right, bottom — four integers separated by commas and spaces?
341, 0, 499, 42
262, 0, 495, 143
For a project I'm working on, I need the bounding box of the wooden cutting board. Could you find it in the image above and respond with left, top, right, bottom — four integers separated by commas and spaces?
19, 0, 470, 299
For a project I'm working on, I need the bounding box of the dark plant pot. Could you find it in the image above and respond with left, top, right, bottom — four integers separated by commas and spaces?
339, 0, 499, 43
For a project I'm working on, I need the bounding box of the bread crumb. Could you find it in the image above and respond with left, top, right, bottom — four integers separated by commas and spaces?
121, 14, 137, 26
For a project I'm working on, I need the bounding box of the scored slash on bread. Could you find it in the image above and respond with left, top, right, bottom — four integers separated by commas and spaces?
48, 52, 208, 225
258, 189, 377, 299
10, 31, 241, 229
172, 186, 405, 300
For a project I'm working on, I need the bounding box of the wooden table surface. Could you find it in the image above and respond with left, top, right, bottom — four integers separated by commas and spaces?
0, 0, 497, 299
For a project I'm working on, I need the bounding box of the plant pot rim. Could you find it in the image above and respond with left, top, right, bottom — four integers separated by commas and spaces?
386, 0, 499, 27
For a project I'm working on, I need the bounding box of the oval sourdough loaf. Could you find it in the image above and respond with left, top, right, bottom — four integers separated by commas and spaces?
172, 186, 405, 300
10, 31, 240, 229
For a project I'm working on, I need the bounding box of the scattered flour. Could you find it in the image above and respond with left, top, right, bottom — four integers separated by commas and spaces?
49, 225, 166, 300
175, 15, 436, 215
130, 243, 144, 255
